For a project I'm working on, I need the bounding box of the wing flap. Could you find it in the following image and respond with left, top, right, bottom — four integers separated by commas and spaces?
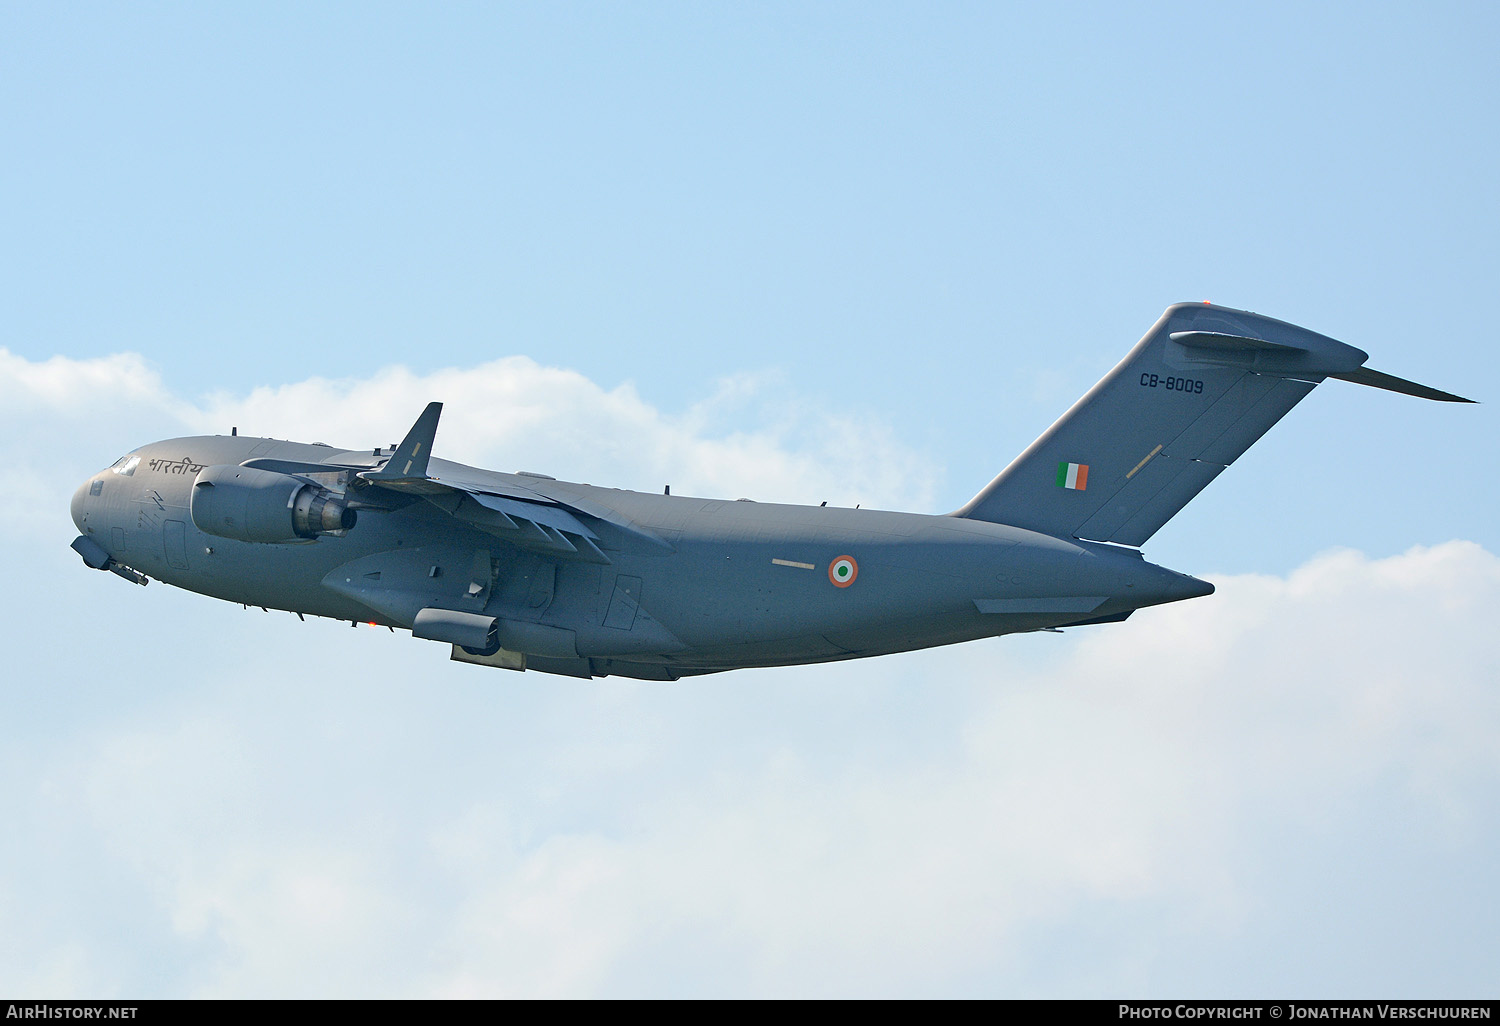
448, 491, 607, 562
466, 491, 597, 539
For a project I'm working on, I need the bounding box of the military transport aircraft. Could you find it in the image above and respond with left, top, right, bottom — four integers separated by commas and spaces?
69, 303, 1472, 680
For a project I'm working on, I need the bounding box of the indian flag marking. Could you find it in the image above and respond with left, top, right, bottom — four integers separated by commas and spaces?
1056, 462, 1089, 490
829, 555, 859, 588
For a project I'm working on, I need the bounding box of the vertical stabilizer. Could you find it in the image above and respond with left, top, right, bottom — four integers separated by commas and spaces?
955, 304, 1469, 546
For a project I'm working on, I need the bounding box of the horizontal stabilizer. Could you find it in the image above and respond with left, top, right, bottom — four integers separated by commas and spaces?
1169, 331, 1306, 354
1330, 366, 1475, 403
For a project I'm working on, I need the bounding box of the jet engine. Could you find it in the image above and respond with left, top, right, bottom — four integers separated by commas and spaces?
190, 465, 356, 544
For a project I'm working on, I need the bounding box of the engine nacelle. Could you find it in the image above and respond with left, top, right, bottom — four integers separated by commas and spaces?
190, 465, 356, 544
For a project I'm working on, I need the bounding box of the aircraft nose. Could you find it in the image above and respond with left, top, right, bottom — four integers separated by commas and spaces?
71, 478, 92, 532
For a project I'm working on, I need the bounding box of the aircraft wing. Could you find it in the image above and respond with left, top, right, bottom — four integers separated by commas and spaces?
339, 403, 667, 563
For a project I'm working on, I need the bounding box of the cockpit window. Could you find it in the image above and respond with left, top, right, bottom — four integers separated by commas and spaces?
111, 455, 140, 477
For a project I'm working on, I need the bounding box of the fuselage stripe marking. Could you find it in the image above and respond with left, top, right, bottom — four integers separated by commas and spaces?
772, 558, 816, 570
1125, 444, 1164, 480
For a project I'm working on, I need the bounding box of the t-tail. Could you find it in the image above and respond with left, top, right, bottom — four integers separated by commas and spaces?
955, 303, 1473, 545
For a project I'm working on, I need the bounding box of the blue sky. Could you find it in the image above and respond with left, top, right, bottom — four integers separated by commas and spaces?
2, 2, 1496, 997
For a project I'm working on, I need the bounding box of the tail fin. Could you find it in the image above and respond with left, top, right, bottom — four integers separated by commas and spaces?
955, 303, 1472, 546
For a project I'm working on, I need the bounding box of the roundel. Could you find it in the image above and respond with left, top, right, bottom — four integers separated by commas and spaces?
828, 555, 858, 588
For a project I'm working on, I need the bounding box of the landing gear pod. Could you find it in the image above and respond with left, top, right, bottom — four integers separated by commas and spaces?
191, 465, 356, 544
412, 607, 500, 655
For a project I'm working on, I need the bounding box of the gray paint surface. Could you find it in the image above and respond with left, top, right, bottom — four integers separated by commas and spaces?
68, 304, 1471, 681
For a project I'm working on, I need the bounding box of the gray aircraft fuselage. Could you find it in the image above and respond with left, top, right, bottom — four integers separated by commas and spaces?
69, 433, 1207, 680
68, 303, 1471, 680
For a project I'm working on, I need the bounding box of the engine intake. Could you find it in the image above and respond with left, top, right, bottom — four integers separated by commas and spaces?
191, 465, 356, 544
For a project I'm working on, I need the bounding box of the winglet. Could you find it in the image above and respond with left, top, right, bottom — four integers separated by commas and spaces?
362, 402, 443, 482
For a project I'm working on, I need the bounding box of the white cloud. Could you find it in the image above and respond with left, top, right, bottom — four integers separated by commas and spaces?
3, 348, 938, 537
0, 349, 168, 411
6, 542, 1495, 997
186, 358, 934, 509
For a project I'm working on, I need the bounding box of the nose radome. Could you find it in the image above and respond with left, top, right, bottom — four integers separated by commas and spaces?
71, 479, 92, 531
